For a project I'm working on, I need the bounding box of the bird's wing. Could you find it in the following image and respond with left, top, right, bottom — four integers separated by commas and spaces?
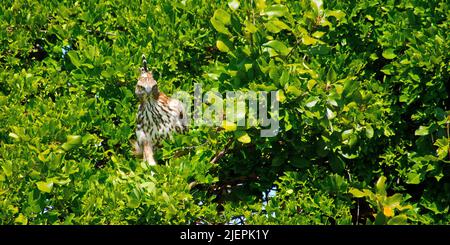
168, 98, 188, 128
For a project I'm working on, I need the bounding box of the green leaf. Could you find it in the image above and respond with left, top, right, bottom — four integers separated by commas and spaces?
384, 193, 403, 208
14, 213, 28, 225
326, 108, 336, 120
341, 129, 353, 140
244, 20, 258, 33
366, 15, 374, 21
414, 126, 429, 136
265, 19, 290, 33
307, 79, 317, 91
376, 176, 387, 195
62, 135, 82, 151
222, 121, 237, 131
127, 196, 140, 209
67, 50, 81, 67
264, 4, 288, 18
387, 215, 408, 225
349, 188, 367, 198
271, 155, 284, 166
312, 31, 326, 38
370, 53, 378, 60
237, 133, 251, 144
327, 99, 338, 107
305, 97, 319, 108
365, 125, 374, 139
216, 40, 230, 52
382, 49, 397, 59
406, 172, 421, 184
263, 40, 291, 56
327, 10, 346, 21
286, 85, 302, 97
310, 0, 323, 15
276, 90, 286, 103
302, 35, 318, 45
8, 132, 19, 141
255, 0, 266, 11
335, 84, 344, 95
279, 70, 289, 87
1, 161, 13, 177
435, 138, 449, 159
374, 212, 387, 225
211, 18, 232, 35
36, 181, 54, 193
326, 66, 337, 82
213, 9, 231, 25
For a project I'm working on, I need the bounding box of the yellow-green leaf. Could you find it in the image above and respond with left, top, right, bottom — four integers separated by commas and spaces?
222, 121, 237, 131
387, 215, 408, 225
62, 135, 82, 151
213, 9, 231, 25
211, 18, 232, 35
335, 84, 344, 95
276, 90, 286, 103
312, 31, 326, 38
327, 10, 346, 21
8, 132, 19, 140
302, 35, 318, 45
237, 133, 251, 144
67, 50, 81, 67
366, 125, 374, 139
256, 0, 266, 11
264, 4, 288, 18
216, 40, 230, 52
307, 79, 317, 91
311, 0, 323, 15
36, 181, 53, 193
349, 188, 367, 198
263, 40, 291, 56
14, 213, 28, 225
244, 20, 258, 33
376, 176, 387, 195
286, 85, 302, 97
414, 126, 429, 136
382, 49, 397, 59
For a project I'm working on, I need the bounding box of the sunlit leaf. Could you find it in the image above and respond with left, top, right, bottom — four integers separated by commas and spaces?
237, 133, 251, 144
216, 40, 230, 52
414, 126, 429, 136
382, 49, 397, 59
36, 181, 54, 193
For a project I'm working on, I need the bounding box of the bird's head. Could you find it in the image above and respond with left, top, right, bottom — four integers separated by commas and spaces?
136, 55, 159, 101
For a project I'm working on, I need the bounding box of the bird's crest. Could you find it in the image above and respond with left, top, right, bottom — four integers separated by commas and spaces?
137, 55, 157, 88
141, 54, 148, 72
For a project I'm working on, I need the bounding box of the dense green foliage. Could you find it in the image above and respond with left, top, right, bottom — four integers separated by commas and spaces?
1, 0, 449, 224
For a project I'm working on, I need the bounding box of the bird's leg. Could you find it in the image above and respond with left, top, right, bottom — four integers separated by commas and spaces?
131, 140, 143, 157
143, 140, 157, 166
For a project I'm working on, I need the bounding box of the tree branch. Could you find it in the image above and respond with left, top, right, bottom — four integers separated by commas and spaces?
210, 138, 234, 164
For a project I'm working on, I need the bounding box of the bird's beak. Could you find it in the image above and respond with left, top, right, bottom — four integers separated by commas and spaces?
145, 86, 152, 94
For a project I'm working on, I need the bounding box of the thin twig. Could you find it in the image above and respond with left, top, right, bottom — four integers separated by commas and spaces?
210, 138, 233, 164
285, 39, 301, 59
447, 120, 450, 161
251, 0, 255, 25
356, 200, 360, 225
